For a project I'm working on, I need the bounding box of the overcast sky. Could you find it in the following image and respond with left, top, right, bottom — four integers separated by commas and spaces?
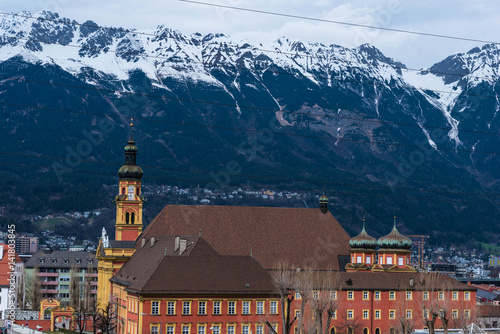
1, 0, 499, 68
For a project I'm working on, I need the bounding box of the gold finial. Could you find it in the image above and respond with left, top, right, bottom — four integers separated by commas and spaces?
130, 118, 133, 128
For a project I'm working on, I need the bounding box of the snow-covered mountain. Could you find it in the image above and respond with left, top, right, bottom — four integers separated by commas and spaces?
2, 11, 500, 243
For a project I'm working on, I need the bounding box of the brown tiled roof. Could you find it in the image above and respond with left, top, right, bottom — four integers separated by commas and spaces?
478, 305, 500, 318
113, 236, 278, 295
0, 245, 22, 286
337, 271, 476, 291
139, 205, 351, 270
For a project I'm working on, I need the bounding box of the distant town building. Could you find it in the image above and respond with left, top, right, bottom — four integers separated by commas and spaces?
490, 256, 500, 267
15, 236, 38, 255
25, 250, 97, 303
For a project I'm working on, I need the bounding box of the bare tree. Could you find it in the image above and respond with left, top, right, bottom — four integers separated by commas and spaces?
97, 301, 117, 334
310, 271, 342, 334
70, 264, 80, 308
418, 273, 452, 334
268, 261, 297, 334
87, 297, 100, 334
25, 267, 42, 311
73, 300, 88, 334
394, 290, 414, 334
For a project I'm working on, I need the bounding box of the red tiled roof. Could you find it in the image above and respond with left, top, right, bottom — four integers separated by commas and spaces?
139, 205, 351, 270
0, 245, 22, 286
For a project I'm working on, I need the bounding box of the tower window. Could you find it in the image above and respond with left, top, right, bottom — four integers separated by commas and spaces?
122, 187, 125, 195
137, 187, 140, 195
131, 212, 135, 224
126, 212, 130, 224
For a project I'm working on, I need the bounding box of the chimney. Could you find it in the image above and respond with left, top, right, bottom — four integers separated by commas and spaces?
179, 239, 187, 254
150, 237, 155, 247
0, 244, 3, 261
141, 238, 146, 248
175, 237, 180, 251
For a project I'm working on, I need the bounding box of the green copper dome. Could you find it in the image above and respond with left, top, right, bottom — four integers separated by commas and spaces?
349, 222, 377, 249
118, 129, 143, 180
378, 219, 412, 250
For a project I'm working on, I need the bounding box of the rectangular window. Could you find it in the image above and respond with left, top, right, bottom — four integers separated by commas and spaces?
212, 326, 220, 334
332, 310, 336, 319
257, 301, 264, 314
199, 301, 206, 315
270, 301, 278, 314
167, 301, 175, 315
363, 291, 369, 300
363, 310, 369, 319
295, 292, 301, 300
183, 326, 190, 334
242, 325, 250, 334
423, 291, 429, 300
228, 301, 236, 315
366, 256, 371, 264
347, 291, 354, 300
438, 291, 444, 300
406, 310, 412, 319
242, 301, 250, 314
199, 325, 206, 334
375, 310, 380, 319
167, 326, 175, 334
331, 291, 337, 300
213, 301, 221, 315
256, 325, 264, 334
465, 310, 470, 318
227, 325, 235, 334
313, 291, 319, 299
452, 291, 458, 300
387, 257, 393, 265
183, 301, 191, 315
389, 310, 395, 319
465, 292, 470, 300
356, 255, 362, 263
398, 257, 404, 266
406, 291, 412, 300
452, 310, 458, 319
152, 301, 159, 315
295, 310, 301, 318
374, 291, 380, 300
389, 291, 395, 300
152, 326, 159, 334
424, 309, 429, 320
347, 310, 353, 319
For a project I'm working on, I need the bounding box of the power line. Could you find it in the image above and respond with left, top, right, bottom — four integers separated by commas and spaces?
2, 161, 500, 206
3, 150, 500, 199
180, 0, 500, 45
1, 72, 500, 138
0, 11, 495, 82
3, 100, 500, 156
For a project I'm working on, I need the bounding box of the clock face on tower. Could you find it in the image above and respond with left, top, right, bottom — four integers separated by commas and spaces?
128, 186, 134, 200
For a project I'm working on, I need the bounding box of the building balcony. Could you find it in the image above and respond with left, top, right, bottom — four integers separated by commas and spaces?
85, 273, 98, 277
41, 289, 58, 294
90, 281, 98, 285
39, 280, 58, 285
37, 272, 59, 277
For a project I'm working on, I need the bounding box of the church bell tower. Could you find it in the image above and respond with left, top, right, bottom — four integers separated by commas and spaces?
114, 121, 145, 241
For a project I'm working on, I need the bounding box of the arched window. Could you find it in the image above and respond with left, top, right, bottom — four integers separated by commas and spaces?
121, 187, 125, 195
363, 329, 368, 334
125, 212, 130, 224
131, 212, 135, 224
375, 329, 380, 334
136, 187, 140, 195
330, 328, 336, 334
347, 327, 353, 334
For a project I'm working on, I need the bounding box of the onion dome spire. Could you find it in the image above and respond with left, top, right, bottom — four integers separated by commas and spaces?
349, 219, 378, 249
319, 187, 328, 214
377, 216, 412, 250
118, 119, 143, 180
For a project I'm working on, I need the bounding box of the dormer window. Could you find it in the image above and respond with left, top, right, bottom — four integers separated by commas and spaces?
63, 258, 69, 264
39, 258, 45, 264
51, 258, 57, 264
87, 259, 93, 264
75, 258, 81, 264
